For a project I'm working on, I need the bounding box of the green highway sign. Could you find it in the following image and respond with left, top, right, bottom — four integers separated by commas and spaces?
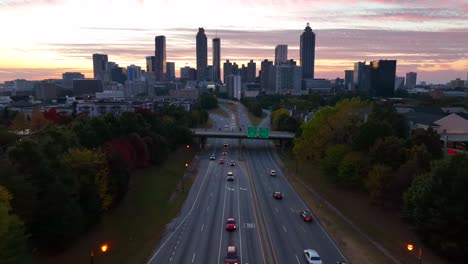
247, 126, 257, 138
259, 127, 270, 138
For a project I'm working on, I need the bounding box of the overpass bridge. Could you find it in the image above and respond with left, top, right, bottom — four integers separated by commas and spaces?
191, 129, 295, 149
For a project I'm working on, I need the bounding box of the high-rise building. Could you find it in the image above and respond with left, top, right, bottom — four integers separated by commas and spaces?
300, 23, 316, 79
155, 36, 166, 81
226, 74, 241, 100
405, 72, 417, 89
353, 62, 370, 92
111, 66, 126, 84
166, 62, 175, 81
275, 65, 302, 95
369, 60, 397, 97
232, 63, 239, 75
344, 70, 354, 90
62, 72, 84, 89
127, 65, 142, 81
180, 66, 197, 81
240, 64, 247, 83
92, 54, 109, 82
247, 60, 256, 83
196, 28, 208, 82
207, 65, 214, 81
223, 60, 233, 83
212, 38, 221, 83
275, 45, 288, 66
260, 59, 273, 91
146, 56, 155, 72
395, 76, 405, 90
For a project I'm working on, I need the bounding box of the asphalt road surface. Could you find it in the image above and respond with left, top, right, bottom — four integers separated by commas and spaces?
147, 102, 348, 264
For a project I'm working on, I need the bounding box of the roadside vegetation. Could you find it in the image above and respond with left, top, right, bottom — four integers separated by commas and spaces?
0, 104, 208, 262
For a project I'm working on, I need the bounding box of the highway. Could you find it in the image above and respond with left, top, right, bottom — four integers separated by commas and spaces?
147, 102, 347, 264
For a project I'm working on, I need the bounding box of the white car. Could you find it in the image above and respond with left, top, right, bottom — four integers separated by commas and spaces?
269, 169, 276, 176
227, 172, 234, 181
303, 249, 322, 264
210, 155, 216, 160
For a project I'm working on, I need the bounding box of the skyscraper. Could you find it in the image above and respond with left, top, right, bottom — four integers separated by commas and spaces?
166, 62, 175, 81
344, 70, 354, 90
247, 60, 256, 83
369, 60, 397, 97
93, 54, 109, 82
223, 60, 233, 83
300, 23, 316, 79
353, 62, 370, 92
212, 38, 221, 83
154, 36, 166, 82
395, 76, 405, 90
260, 59, 273, 91
146, 56, 155, 72
196, 28, 208, 82
405, 72, 417, 89
275, 45, 288, 66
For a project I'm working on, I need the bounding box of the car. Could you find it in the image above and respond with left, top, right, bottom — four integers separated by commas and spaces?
219, 159, 225, 164
273, 192, 283, 199
300, 210, 313, 222
269, 169, 277, 176
210, 155, 216, 160
224, 124, 229, 128
227, 172, 234, 181
225, 218, 237, 231
225, 246, 238, 264
224, 143, 229, 147
303, 249, 322, 264
229, 160, 236, 166
222, 151, 228, 155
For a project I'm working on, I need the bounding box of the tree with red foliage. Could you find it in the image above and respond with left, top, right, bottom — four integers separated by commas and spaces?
43, 108, 60, 124
103, 138, 137, 170
128, 133, 150, 169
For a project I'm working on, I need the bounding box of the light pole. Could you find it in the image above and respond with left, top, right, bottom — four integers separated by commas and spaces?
406, 243, 423, 264
90, 243, 109, 264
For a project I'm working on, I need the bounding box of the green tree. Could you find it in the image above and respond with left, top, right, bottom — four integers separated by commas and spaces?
271, 108, 290, 130
200, 93, 218, 109
320, 144, 351, 183
365, 165, 392, 204
410, 128, 443, 159
338, 151, 368, 185
403, 155, 468, 259
369, 136, 406, 169
353, 120, 393, 151
0, 214, 31, 264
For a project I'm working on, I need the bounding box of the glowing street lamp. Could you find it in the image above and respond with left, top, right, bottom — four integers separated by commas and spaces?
101, 244, 108, 253
407, 244, 414, 251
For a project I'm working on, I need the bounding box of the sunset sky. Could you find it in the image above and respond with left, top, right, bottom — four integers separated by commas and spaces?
0, 0, 467, 83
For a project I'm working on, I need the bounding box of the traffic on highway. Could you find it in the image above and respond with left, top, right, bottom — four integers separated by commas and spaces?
147, 102, 348, 264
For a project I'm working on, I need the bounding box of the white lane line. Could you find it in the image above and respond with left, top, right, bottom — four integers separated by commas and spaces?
283, 225, 287, 233
207, 206, 210, 211
275, 207, 278, 213
169, 257, 172, 262
290, 207, 294, 213
295, 254, 300, 264
192, 253, 196, 263
266, 146, 349, 262
201, 224, 204, 232
236, 169, 243, 264
147, 149, 214, 263
301, 225, 306, 233
217, 179, 228, 263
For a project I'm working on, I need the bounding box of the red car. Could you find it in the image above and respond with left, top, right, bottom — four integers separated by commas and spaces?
225, 218, 237, 231
219, 159, 225, 164
222, 151, 228, 155
300, 210, 313, 222
225, 246, 238, 264
224, 143, 229, 147
273, 192, 283, 199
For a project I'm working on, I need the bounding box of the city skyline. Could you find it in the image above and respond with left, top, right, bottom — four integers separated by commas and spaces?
0, 0, 467, 83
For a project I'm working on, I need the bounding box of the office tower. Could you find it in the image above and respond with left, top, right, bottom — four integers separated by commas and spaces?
232, 63, 239, 75
73, 79, 103, 96
206, 65, 214, 81
353, 62, 370, 92
405, 72, 417, 89
166, 62, 175, 81
395, 76, 405, 90
93, 54, 109, 82
275, 45, 288, 66
155, 36, 166, 81
344, 70, 354, 90
127, 65, 142, 81
260, 59, 273, 91
62, 72, 84, 89
180, 66, 197, 81
223, 60, 233, 83
212, 38, 221, 83
369, 60, 397, 97
196, 28, 208, 82
226, 74, 241, 100
111, 65, 126, 84
300, 23, 316, 79
240, 64, 247, 83
146, 56, 155, 72
275, 65, 302, 95
247, 60, 256, 83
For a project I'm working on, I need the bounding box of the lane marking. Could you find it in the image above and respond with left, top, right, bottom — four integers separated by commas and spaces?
295, 254, 300, 264
290, 208, 294, 213
283, 225, 287, 233
301, 226, 306, 233
275, 208, 278, 213
236, 171, 243, 264
201, 224, 204, 232
192, 253, 196, 263
217, 178, 228, 263
147, 141, 216, 264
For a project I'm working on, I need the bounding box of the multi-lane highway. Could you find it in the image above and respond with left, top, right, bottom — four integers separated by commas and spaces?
147, 102, 348, 264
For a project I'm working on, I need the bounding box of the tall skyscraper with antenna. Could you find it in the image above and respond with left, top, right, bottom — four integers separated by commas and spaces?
154, 36, 166, 81
196, 28, 208, 82
213, 37, 221, 83
300, 23, 316, 79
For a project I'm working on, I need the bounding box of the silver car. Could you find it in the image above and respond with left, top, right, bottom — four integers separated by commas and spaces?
303, 249, 322, 264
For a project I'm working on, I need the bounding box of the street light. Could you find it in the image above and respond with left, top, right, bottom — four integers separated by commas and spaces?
186, 144, 190, 149
406, 243, 422, 264
407, 244, 414, 251
90, 243, 109, 264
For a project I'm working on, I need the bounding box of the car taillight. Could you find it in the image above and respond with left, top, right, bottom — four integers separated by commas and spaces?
234, 225, 236, 228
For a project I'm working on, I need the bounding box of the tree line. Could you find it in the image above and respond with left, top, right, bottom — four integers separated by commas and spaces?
0, 104, 207, 262
293, 98, 467, 260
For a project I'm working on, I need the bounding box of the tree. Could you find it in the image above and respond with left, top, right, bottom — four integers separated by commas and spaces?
30, 107, 49, 131
369, 136, 406, 169
320, 144, 351, 183
365, 165, 392, 204
128, 133, 150, 169
338, 151, 368, 185
0, 214, 31, 264
353, 120, 393, 151
403, 155, 468, 259
271, 108, 290, 130
410, 128, 443, 159
43, 108, 60, 123
9, 112, 28, 132
200, 93, 218, 109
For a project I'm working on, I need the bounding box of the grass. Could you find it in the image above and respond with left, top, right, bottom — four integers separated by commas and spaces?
208, 107, 229, 118
223, 102, 237, 113
278, 151, 448, 264
38, 147, 197, 264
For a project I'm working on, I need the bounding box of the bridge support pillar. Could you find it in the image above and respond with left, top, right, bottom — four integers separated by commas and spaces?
280, 139, 284, 152
200, 137, 207, 150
